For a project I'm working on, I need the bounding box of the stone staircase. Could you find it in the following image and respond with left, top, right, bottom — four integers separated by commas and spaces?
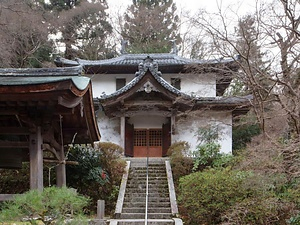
110, 158, 182, 225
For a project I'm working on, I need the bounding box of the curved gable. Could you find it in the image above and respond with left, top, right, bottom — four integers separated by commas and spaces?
99, 56, 192, 117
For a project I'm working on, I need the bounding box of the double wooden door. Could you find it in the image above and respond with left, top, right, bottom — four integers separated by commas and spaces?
133, 129, 162, 157
125, 119, 171, 157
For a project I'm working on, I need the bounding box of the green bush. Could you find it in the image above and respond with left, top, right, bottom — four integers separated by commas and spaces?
0, 164, 30, 194
167, 141, 193, 185
178, 167, 297, 225
66, 142, 126, 215
288, 214, 300, 225
192, 125, 224, 171
0, 186, 89, 225
233, 123, 261, 152
193, 142, 221, 171
178, 168, 251, 224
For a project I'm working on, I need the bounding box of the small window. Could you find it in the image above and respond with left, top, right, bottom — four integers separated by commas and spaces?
171, 78, 181, 90
116, 78, 126, 90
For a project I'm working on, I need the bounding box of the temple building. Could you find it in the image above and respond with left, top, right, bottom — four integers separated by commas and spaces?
55, 53, 251, 157
0, 66, 100, 198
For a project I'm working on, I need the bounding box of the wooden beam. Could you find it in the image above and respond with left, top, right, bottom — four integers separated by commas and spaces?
124, 100, 173, 107
0, 194, 20, 201
43, 158, 79, 165
0, 141, 29, 148
0, 127, 29, 135
29, 126, 43, 191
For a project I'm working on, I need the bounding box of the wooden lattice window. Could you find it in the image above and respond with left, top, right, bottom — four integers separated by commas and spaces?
134, 129, 162, 147
134, 130, 147, 146
149, 130, 162, 146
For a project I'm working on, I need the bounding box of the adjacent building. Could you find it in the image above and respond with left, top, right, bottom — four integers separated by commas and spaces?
55, 53, 251, 157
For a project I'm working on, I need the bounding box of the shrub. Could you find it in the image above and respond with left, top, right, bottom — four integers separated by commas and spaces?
232, 122, 261, 152
96, 142, 126, 215
0, 186, 89, 225
192, 125, 223, 171
288, 214, 300, 225
66, 142, 126, 215
0, 163, 30, 194
178, 168, 251, 224
222, 197, 294, 225
167, 141, 193, 184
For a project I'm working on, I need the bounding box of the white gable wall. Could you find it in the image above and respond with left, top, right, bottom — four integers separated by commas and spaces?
162, 73, 216, 97
172, 111, 232, 154
87, 72, 216, 98
87, 74, 135, 98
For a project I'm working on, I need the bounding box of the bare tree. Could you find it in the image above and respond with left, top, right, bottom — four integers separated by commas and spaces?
187, 0, 299, 179
0, 0, 52, 68
43, 0, 114, 60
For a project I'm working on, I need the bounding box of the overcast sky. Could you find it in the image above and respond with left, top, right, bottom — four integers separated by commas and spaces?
106, 0, 258, 16
105, 0, 263, 56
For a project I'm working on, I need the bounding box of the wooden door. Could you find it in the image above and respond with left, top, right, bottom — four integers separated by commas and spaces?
162, 120, 171, 156
125, 121, 134, 157
133, 129, 162, 157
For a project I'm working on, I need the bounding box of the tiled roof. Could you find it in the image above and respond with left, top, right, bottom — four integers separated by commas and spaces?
55, 53, 238, 67
0, 66, 90, 91
195, 95, 253, 104
99, 56, 188, 100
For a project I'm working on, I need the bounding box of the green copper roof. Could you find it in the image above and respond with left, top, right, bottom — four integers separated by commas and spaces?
0, 66, 90, 91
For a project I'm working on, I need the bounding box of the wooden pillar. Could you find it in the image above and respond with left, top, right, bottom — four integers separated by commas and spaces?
29, 126, 43, 191
171, 115, 176, 135
120, 117, 125, 150
56, 148, 66, 187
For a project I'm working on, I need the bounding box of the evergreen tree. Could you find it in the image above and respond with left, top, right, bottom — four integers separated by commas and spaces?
233, 14, 270, 96
232, 15, 272, 133
43, 0, 114, 59
122, 0, 181, 53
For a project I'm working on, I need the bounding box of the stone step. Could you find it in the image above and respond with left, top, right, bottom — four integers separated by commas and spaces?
126, 183, 168, 188
125, 193, 169, 198
128, 177, 167, 181
123, 197, 170, 203
128, 176, 167, 180
125, 189, 169, 194
112, 219, 174, 225
129, 172, 166, 176
123, 201, 171, 208
131, 166, 165, 169
127, 181, 168, 186
120, 213, 173, 220
122, 207, 172, 214
130, 168, 166, 171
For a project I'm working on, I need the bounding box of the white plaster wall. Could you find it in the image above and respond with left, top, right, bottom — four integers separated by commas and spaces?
172, 111, 232, 154
87, 74, 135, 98
87, 72, 216, 98
97, 111, 122, 146
162, 73, 216, 97
129, 115, 168, 128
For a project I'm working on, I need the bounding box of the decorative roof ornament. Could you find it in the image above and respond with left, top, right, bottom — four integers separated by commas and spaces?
137, 81, 159, 93
170, 40, 178, 55
120, 40, 128, 54
135, 56, 162, 77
